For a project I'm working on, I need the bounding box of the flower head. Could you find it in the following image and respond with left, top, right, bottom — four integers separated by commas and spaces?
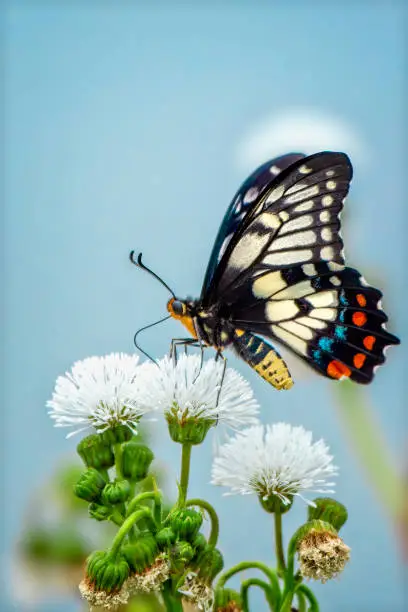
211, 423, 338, 507
79, 578, 129, 610
138, 354, 259, 434
126, 554, 170, 595
179, 572, 214, 612
47, 353, 153, 438
297, 522, 351, 582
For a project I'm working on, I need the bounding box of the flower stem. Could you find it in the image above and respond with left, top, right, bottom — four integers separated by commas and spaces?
217, 561, 280, 607
162, 581, 182, 611
186, 498, 219, 547
274, 509, 286, 574
241, 578, 277, 611
114, 442, 123, 480
178, 443, 192, 507
296, 584, 319, 612
109, 507, 152, 557
126, 490, 162, 520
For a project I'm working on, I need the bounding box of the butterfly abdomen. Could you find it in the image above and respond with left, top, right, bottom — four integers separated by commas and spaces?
232, 329, 293, 390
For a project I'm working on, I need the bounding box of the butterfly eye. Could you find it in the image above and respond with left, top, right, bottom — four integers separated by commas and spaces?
172, 300, 186, 316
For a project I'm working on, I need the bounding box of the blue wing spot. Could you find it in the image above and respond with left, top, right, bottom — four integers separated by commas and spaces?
319, 337, 335, 352
339, 291, 348, 306
334, 325, 347, 341
312, 349, 323, 365
339, 310, 346, 323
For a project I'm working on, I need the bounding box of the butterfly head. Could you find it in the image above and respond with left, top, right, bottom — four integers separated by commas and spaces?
167, 298, 197, 338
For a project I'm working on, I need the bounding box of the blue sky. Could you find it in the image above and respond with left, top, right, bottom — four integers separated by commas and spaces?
3, 2, 406, 610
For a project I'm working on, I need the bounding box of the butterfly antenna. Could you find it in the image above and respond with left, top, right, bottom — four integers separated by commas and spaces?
133, 315, 172, 364
129, 251, 176, 298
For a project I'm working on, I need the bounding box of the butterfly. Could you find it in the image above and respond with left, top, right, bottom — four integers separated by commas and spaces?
131, 152, 399, 390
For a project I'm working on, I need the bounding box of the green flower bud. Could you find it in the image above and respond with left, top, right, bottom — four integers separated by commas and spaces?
122, 533, 158, 573
308, 497, 348, 531
168, 508, 203, 541
191, 532, 208, 556
73, 468, 106, 502
156, 527, 176, 551
214, 587, 242, 611
259, 494, 293, 515
101, 479, 131, 505
86, 550, 129, 593
294, 520, 351, 583
77, 434, 114, 470
122, 442, 154, 482
89, 502, 112, 521
100, 425, 133, 446
196, 546, 224, 583
173, 540, 194, 563
166, 412, 214, 445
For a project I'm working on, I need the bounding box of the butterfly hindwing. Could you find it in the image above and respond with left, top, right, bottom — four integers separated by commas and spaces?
228, 263, 399, 384
201, 153, 306, 296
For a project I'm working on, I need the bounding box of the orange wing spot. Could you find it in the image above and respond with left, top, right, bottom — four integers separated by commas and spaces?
352, 311, 367, 327
363, 335, 376, 350
356, 293, 367, 307
327, 360, 351, 379
353, 353, 366, 369
234, 329, 245, 337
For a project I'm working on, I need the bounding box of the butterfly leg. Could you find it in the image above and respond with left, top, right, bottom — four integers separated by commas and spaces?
169, 338, 200, 365
214, 350, 227, 411
232, 329, 293, 390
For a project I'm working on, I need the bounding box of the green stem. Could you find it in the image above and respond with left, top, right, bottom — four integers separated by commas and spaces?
296, 585, 319, 612
126, 491, 162, 520
178, 443, 192, 507
114, 443, 123, 480
109, 509, 125, 526
161, 581, 182, 611
241, 578, 276, 611
280, 531, 298, 609
296, 588, 307, 612
217, 561, 280, 608
274, 509, 286, 573
109, 508, 153, 557
186, 498, 220, 547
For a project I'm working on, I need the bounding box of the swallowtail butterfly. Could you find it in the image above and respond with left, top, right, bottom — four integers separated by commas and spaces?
132, 152, 399, 390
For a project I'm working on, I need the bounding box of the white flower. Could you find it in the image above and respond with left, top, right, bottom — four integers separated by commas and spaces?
47, 353, 153, 438
137, 354, 259, 429
211, 423, 338, 506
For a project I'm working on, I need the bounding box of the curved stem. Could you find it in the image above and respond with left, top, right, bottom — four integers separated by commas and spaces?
296, 584, 319, 612
241, 578, 276, 611
217, 561, 280, 607
126, 491, 162, 519
109, 508, 153, 557
178, 443, 192, 507
186, 498, 219, 547
274, 509, 286, 574
296, 588, 307, 612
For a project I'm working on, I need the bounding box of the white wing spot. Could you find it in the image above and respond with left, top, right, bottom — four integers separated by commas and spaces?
273, 280, 313, 300
279, 215, 313, 235
326, 180, 336, 190
285, 185, 320, 204
243, 187, 259, 203
294, 200, 314, 213
257, 212, 281, 230
321, 246, 334, 260
270, 165, 281, 175
266, 185, 285, 204
279, 211, 290, 222
303, 263, 317, 276
266, 300, 299, 322
280, 320, 314, 340
322, 195, 333, 207
328, 261, 345, 272
326, 170, 335, 177
270, 230, 316, 251
228, 233, 270, 270
320, 210, 330, 223
297, 316, 327, 330
310, 308, 337, 321
252, 271, 286, 298
306, 290, 338, 308
321, 227, 332, 242
271, 325, 308, 356
330, 276, 341, 286
299, 164, 312, 174
265, 249, 313, 266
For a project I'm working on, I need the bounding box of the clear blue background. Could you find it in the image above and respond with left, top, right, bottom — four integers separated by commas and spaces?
3, 2, 406, 611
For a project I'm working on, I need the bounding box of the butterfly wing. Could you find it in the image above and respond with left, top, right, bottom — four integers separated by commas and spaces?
201, 153, 306, 295
202, 151, 399, 382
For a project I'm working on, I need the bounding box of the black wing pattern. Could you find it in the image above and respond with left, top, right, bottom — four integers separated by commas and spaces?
201, 153, 306, 295
203, 151, 399, 383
